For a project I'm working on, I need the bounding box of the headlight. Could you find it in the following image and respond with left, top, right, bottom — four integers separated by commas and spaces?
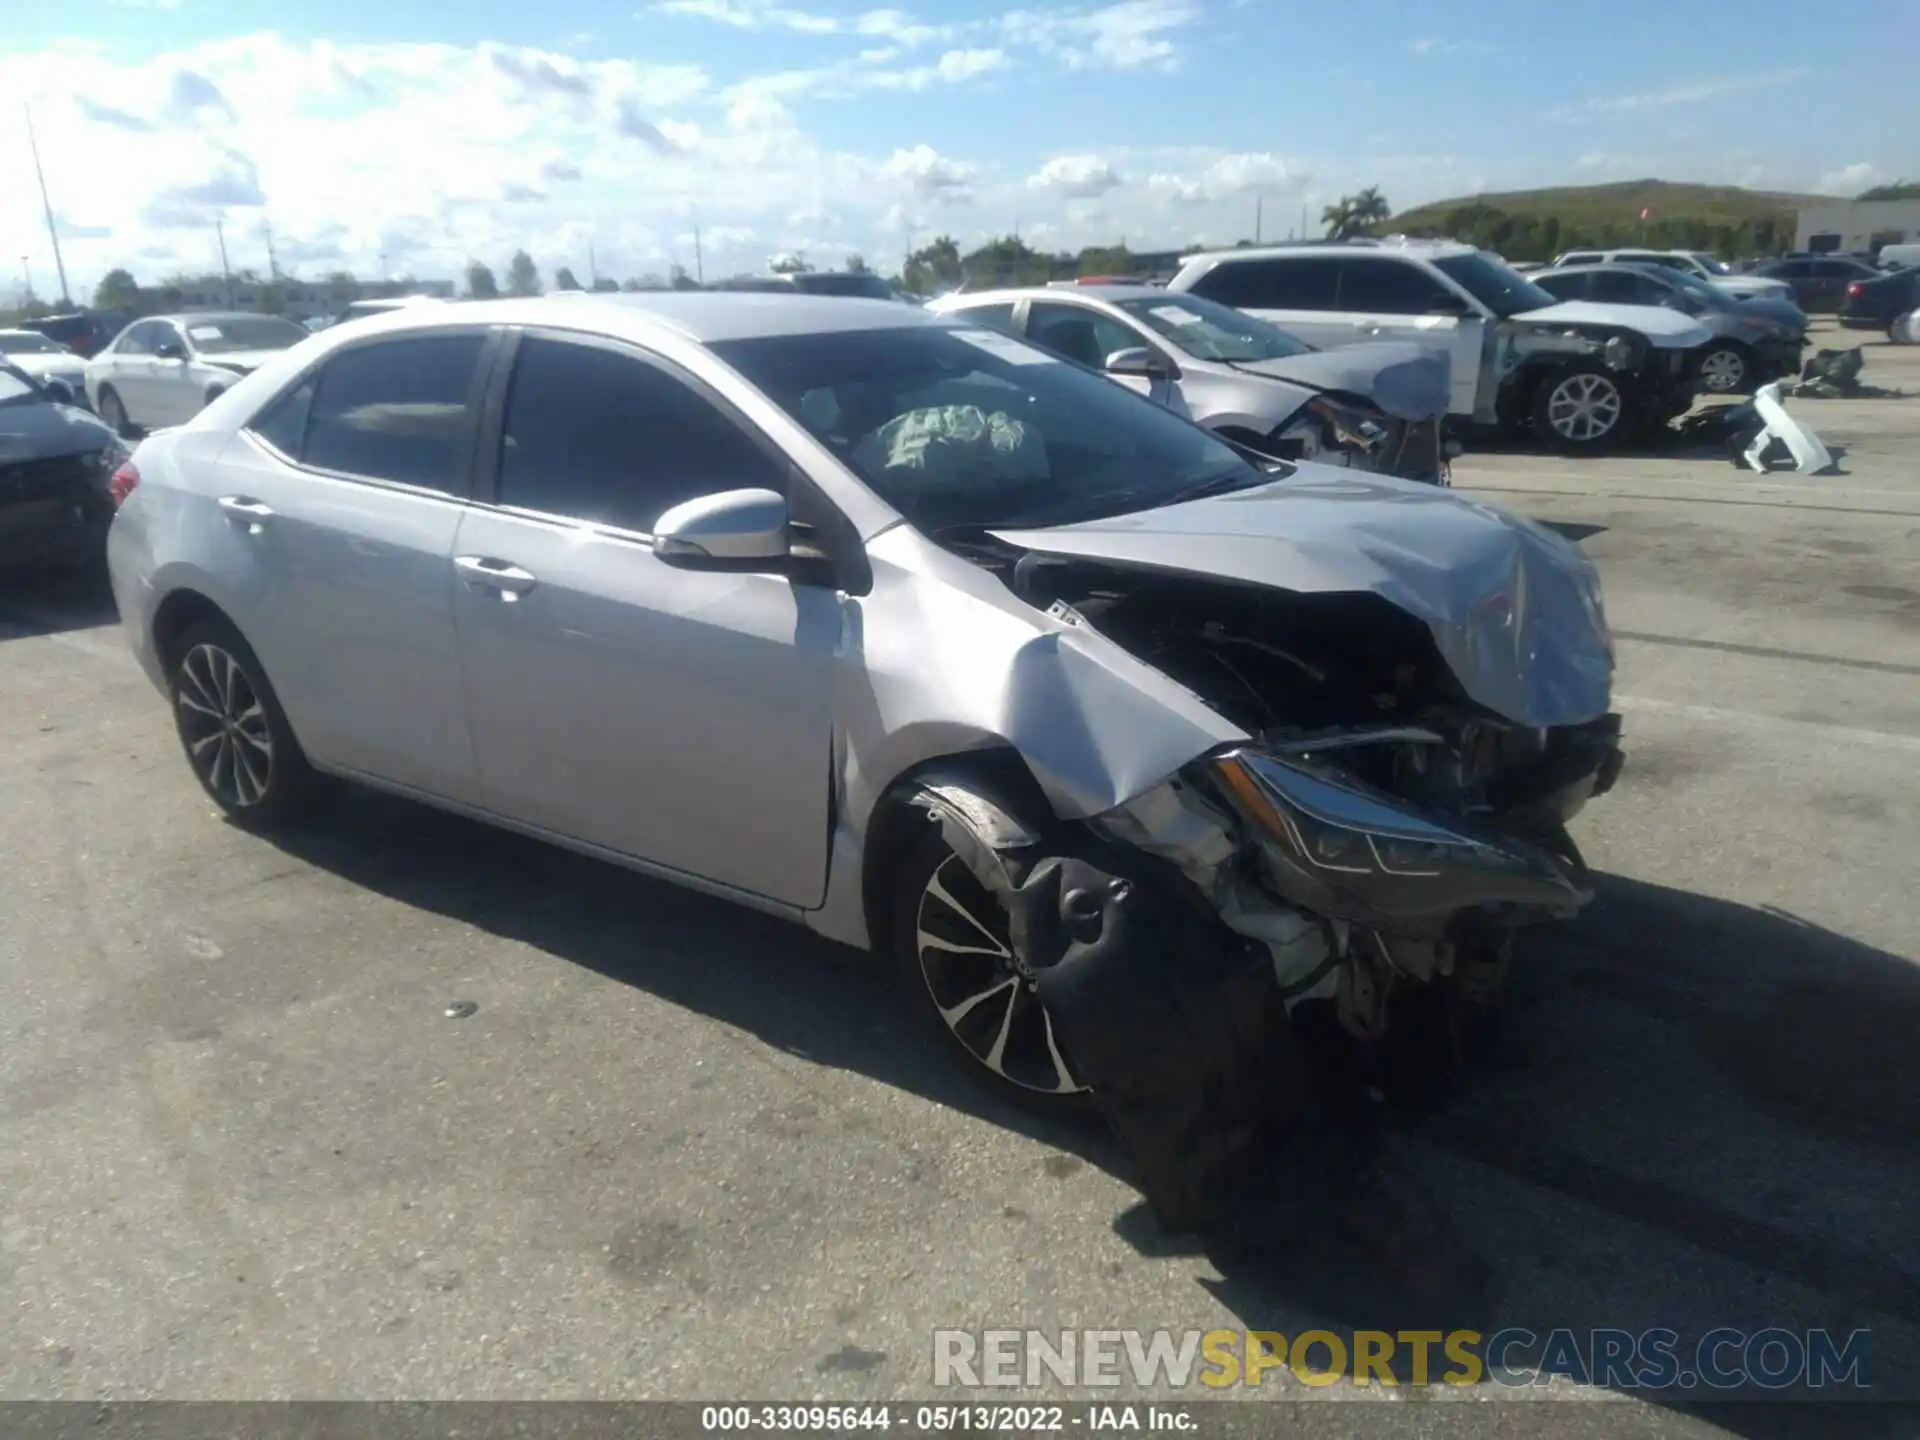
1603, 335, 1635, 369
1206, 749, 1591, 926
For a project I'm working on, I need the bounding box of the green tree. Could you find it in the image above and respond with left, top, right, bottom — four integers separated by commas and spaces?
768, 252, 813, 275
1325, 186, 1391, 239
668, 264, 698, 291
902, 235, 963, 294
94, 268, 140, 313
1076, 244, 1136, 277
1857, 181, 1920, 201
591, 277, 620, 292
962, 236, 1053, 287
506, 250, 542, 296
553, 266, 582, 291
845, 253, 872, 274
466, 261, 500, 298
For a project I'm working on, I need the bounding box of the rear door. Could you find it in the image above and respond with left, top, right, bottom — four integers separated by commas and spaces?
1180, 256, 1353, 349
101, 321, 163, 422
1334, 256, 1483, 417
208, 327, 493, 801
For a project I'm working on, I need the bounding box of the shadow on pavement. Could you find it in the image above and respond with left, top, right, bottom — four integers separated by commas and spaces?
259, 786, 1920, 1430
0, 557, 117, 638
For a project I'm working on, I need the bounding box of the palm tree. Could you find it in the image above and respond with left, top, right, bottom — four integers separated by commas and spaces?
1322, 186, 1393, 239
1320, 197, 1357, 239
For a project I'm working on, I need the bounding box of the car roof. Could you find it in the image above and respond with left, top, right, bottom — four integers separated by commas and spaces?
939, 284, 1167, 305
1547, 262, 1676, 280
1179, 238, 1477, 266
333, 292, 947, 346
140, 312, 289, 326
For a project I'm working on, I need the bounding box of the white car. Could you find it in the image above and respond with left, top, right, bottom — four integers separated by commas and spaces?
0, 328, 90, 407
1550, 248, 1793, 304
1166, 239, 1712, 453
85, 312, 310, 436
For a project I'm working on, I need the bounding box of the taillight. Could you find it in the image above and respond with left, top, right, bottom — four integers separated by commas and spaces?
108, 460, 140, 508
1845, 283, 1863, 297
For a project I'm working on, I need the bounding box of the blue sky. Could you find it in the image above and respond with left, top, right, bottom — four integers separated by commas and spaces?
3, 0, 1916, 299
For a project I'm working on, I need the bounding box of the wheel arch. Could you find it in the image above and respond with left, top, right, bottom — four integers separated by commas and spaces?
151, 587, 239, 676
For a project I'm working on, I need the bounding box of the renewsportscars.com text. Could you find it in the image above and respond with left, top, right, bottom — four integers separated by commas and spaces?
932, 1327, 1872, 1391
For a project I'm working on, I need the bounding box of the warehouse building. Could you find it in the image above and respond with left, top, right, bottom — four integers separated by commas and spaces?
1794, 199, 1920, 255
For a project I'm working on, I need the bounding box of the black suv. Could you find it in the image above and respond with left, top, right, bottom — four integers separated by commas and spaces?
1746, 258, 1882, 313
18, 310, 134, 359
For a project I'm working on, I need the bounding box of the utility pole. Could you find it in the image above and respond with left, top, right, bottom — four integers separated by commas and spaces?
1301, 198, 1309, 240
693, 224, 704, 284
215, 217, 234, 307
1255, 195, 1263, 245
588, 242, 598, 287
24, 104, 70, 305
378, 248, 391, 283
263, 217, 279, 280
19, 255, 31, 306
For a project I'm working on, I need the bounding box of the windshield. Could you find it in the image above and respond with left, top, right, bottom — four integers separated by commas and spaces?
1674, 253, 1732, 275
184, 317, 308, 354
1654, 268, 1730, 307
0, 332, 68, 354
1112, 295, 1312, 362
710, 323, 1264, 533
1431, 252, 1557, 318
793, 274, 899, 300
0, 365, 46, 406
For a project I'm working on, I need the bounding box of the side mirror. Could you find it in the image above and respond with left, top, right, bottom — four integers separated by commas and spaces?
1105, 346, 1168, 377
653, 487, 790, 569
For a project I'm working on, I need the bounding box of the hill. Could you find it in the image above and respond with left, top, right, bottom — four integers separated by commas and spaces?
1387, 179, 1833, 261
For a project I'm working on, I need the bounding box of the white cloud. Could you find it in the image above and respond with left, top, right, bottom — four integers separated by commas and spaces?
999, 0, 1200, 71
650, 0, 841, 34
884, 144, 976, 199
1819, 160, 1880, 195
1148, 150, 1303, 203
1405, 37, 1489, 56
1029, 154, 1123, 198
1549, 69, 1809, 121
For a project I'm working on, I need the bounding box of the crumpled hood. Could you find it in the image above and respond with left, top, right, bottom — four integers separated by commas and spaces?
1513, 299, 1712, 348
1731, 296, 1810, 334
1231, 341, 1450, 421
991, 469, 1614, 728
0, 398, 122, 465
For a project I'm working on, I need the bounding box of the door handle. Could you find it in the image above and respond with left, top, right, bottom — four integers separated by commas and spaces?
217, 495, 274, 532
454, 555, 538, 597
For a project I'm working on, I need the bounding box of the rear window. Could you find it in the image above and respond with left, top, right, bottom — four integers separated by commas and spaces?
1186, 256, 1341, 311
791, 273, 899, 301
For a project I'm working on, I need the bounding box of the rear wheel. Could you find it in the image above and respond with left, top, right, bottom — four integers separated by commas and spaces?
168, 619, 314, 826
1531, 364, 1628, 454
889, 820, 1092, 1117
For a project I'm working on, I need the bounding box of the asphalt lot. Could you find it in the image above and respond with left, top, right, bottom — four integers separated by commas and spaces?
3, 324, 1917, 1435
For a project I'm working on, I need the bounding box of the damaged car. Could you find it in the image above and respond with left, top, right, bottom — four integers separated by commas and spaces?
105, 295, 1623, 1231
927, 285, 1452, 483
1166, 238, 1713, 454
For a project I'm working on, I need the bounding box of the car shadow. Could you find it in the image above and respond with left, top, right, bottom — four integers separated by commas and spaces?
256, 787, 1920, 1430
0, 556, 118, 638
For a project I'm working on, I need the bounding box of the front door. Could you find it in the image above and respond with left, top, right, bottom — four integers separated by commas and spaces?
451, 330, 837, 908
1334, 256, 1483, 418
104, 321, 165, 424
1023, 301, 1187, 414
204, 328, 492, 802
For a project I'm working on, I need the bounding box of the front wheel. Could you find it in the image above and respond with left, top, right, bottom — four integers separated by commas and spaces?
169, 619, 315, 826
1695, 341, 1751, 394
888, 820, 1092, 1117
1530, 364, 1629, 454
97, 386, 132, 439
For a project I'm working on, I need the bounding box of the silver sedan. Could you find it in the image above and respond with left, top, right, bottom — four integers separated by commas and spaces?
104, 295, 1621, 1225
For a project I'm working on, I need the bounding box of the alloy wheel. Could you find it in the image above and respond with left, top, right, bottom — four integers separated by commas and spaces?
1546, 373, 1623, 443
175, 642, 275, 808
914, 855, 1086, 1096
1698, 347, 1746, 392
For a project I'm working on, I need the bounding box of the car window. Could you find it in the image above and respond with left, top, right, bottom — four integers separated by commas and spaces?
1771, 261, 1811, 278
1613, 252, 1665, 267
1590, 270, 1665, 305
247, 375, 317, 459
1025, 302, 1141, 369
115, 323, 157, 356
1560, 252, 1602, 266
301, 334, 485, 490
1114, 294, 1313, 360
1533, 271, 1590, 301
944, 302, 1018, 334
184, 316, 308, 354
1187, 256, 1341, 311
497, 336, 785, 534
1336, 258, 1454, 314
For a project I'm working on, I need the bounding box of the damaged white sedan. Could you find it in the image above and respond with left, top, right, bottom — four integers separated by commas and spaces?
104, 294, 1624, 1231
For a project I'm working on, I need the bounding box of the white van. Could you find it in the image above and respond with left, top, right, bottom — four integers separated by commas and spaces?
1876, 243, 1920, 272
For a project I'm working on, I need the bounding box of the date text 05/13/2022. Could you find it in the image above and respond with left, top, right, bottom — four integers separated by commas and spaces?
699, 1404, 1196, 1432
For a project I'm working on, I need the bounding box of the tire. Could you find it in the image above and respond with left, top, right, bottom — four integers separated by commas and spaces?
96, 386, 132, 439
1694, 341, 1751, 395
1530, 363, 1628, 454
887, 817, 1094, 1119
1892, 311, 1920, 346
168, 618, 315, 827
